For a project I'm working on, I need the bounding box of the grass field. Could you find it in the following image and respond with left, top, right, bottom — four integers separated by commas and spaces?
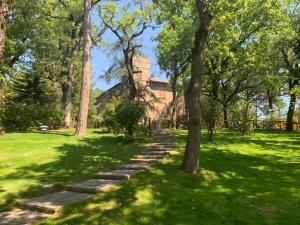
39, 130, 300, 225
0, 129, 150, 211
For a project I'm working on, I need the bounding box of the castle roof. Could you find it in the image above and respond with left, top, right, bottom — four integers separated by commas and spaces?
149, 76, 169, 84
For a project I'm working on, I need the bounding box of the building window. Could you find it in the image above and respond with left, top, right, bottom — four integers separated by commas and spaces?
159, 90, 166, 98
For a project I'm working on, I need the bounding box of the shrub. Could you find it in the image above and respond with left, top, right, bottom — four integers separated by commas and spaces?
102, 98, 146, 141
201, 96, 221, 141
3, 103, 63, 131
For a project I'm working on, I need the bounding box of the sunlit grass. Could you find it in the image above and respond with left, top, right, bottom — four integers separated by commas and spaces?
39, 129, 300, 225
0, 129, 150, 211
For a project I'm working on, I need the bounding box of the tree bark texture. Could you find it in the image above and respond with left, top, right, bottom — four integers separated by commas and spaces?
286, 92, 296, 131
124, 51, 137, 100
286, 79, 298, 132
62, 81, 73, 129
0, 0, 12, 61
171, 73, 178, 129
75, 0, 92, 137
223, 104, 229, 128
181, 0, 211, 173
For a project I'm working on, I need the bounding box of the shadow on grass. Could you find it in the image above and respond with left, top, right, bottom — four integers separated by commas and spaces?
0, 132, 150, 211
39, 130, 300, 225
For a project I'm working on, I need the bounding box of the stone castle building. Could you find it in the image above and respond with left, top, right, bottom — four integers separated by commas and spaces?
96, 56, 184, 125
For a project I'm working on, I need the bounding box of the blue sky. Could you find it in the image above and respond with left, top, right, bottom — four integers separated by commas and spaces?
91, 10, 163, 91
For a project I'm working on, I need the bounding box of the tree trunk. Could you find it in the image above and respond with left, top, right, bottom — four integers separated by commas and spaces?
124, 51, 137, 100
223, 104, 229, 128
286, 92, 296, 132
181, 0, 211, 173
207, 125, 213, 141
0, 0, 12, 61
267, 90, 273, 111
267, 90, 275, 121
171, 74, 178, 129
62, 82, 72, 129
62, 57, 76, 129
75, 0, 92, 137
184, 91, 189, 124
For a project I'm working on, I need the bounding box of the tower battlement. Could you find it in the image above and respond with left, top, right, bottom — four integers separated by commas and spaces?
133, 56, 151, 82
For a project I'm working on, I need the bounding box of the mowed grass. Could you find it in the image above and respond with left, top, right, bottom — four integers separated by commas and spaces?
40, 130, 300, 225
0, 129, 151, 211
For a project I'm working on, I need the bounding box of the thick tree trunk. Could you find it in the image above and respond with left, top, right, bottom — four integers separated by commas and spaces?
0, 0, 12, 61
267, 90, 273, 111
124, 52, 137, 100
62, 59, 76, 129
184, 91, 189, 123
286, 92, 296, 132
62, 82, 72, 129
223, 104, 229, 128
267, 90, 275, 121
171, 74, 178, 129
75, 0, 92, 137
181, 0, 211, 173
207, 125, 213, 141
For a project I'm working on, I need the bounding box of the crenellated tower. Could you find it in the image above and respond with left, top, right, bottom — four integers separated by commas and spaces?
133, 56, 151, 85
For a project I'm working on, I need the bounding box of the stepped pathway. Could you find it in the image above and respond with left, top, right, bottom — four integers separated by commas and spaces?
0, 131, 177, 225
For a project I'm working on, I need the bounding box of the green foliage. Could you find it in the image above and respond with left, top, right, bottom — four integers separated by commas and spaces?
157, 0, 299, 128
201, 96, 222, 140
102, 98, 146, 141
2, 72, 63, 131
3, 103, 63, 131
115, 100, 146, 137
102, 97, 122, 133
99, 0, 156, 91
88, 88, 103, 128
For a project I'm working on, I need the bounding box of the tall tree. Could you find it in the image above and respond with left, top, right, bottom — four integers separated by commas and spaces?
0, 0, 12, 61
157, 20, 192, 128
99, 1, 155, 100
58, 0, 101, 129
75, 0, 92, 137
181, 0, 211, 173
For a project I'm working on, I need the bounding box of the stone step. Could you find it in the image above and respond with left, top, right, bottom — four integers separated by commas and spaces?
0, 208, 49, 225
117, 163, 151, 170
152, 141, 175, 144
150, 147, 175, 152
141, 151, 171, 156
153, 137, 173, 140
152, 146, 177, 151
130, 158, 161, 163
135, 155, 165, 159
152, 144, 178, 148
152, 139, 175, 142
64, 179, 121, 194
94, 170, 141, 180
18, 191, 94, 214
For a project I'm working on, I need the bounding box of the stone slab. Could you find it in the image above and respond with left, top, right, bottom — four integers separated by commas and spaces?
94, 170, 141, 180
117, 163, 151, 170
152, 141, 176, 144
141, 151, 171, 156
64, 179, 121, 194
0, 208, 49, 225
130, 158, 161, 163
150, 147, 174, 152
135, 155, 165, 159
18, 191, 94, 214
153, 143, 177, 147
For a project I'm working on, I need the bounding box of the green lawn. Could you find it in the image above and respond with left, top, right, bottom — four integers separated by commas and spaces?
39, 130, 300, 225
0, 129, 151, 211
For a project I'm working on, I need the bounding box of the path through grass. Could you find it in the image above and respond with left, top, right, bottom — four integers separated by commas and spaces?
40, 130, 300, 225
0, 129, 150, 211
